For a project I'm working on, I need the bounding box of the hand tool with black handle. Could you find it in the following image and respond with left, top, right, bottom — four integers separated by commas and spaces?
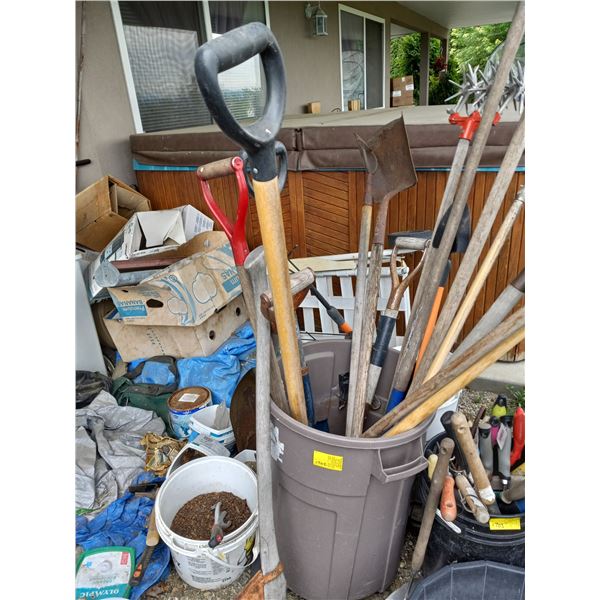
129, 506, 159, 587
195, 22, 307, 425
402, 437, 454, 599
197, 155, 289, 416
366, 245, 424, 408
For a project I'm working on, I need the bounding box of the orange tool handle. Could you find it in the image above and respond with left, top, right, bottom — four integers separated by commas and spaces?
440, 475, 457, 522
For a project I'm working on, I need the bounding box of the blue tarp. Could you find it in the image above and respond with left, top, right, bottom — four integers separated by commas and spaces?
127, 323, 256, 407
76, 472, 170, 600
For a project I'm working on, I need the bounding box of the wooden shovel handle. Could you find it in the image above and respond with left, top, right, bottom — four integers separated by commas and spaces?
253, 178, 308, 425
451, 412, 495, 505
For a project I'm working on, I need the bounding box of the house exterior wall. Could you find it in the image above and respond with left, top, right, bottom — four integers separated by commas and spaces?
76, 1, 136, 192
75, 1, 448, 192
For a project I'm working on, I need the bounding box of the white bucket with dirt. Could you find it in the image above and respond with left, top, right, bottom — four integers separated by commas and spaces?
155, 456, 259, 590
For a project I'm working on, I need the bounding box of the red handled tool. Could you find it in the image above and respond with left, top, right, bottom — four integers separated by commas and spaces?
197, 156, 250, 266
510, 406, 525, 466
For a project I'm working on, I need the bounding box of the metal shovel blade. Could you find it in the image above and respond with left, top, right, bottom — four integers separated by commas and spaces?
356, 115, 417, 204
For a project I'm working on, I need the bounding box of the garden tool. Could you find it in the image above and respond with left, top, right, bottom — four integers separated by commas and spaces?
346, 115, 417, 437
500, 476, 525, 503
511, 407, 525, 466
440, 475, 457, 522
440, 410, 468, 471
196, 154, 289, 416
401, 437, 454, 600
413, 202, 471, 373
387, 2, 525, 411
195, 22, 307, 425
451, 412, 495, 505
470, 406, 487, 438
363, 309, 524, 438
242, 246, 287, 599
455, 473, 490, 524
260, 268, 320, 427
478, 422, 494, 475
288, 256, 352, 335
365, 245, 424, 408
454, 269, 525, 358
411, 123, 525, 390
497, 415, 513, 482
419, 188, 525, 383
209, 501, 232, 548
229, 370, 257, 452
129, 506, 159, 587
492, 395, 508, 418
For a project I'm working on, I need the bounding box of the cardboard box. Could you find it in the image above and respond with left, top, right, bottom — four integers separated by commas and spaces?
85, 205, 214, 301
306, 101, 321, 114
104, 294, 248, 360
76, 175, 151, 251
107, 231, 241, 328
391, 76, 414, 107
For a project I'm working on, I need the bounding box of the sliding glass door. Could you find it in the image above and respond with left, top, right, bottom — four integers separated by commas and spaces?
339, 5, 384, 110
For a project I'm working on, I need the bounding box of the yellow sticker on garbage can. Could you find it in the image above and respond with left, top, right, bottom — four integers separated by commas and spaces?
489, 517, 521, 531
313, 450, 344, 471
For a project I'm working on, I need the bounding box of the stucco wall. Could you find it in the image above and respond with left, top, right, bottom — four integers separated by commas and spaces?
76, 1, 136, 193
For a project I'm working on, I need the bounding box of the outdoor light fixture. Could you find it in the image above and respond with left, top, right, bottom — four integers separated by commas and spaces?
305, 2, 328, 36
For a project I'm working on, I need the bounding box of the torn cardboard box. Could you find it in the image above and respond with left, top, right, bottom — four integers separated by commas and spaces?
85, 205, 214, 301
108, 231, 240, 327
76, 175, 151, 251
104, 294, 248, 360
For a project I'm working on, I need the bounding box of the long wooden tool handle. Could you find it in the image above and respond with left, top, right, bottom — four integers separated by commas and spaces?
453, 268, 525, 359
451, 412, 495, 505
412, 118, 525, 391
425, 191, 525, 381
250, 247, 287, 594
391, 3, 525, 402
238, 266, 290, 415
455, 473, 490, 524
253, 178, 307, 425
345, 204, 373, 435
412, 437, 455, 573
370, 309, 524, 438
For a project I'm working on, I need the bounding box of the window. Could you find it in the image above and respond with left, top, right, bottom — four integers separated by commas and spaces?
339, 5, 384, 111
113, 1, 269, 133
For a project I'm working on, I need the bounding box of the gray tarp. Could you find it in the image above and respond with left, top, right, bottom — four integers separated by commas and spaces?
75, 390, 165, 516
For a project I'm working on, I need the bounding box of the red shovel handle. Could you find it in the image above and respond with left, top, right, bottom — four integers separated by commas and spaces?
197, 156, 249, 266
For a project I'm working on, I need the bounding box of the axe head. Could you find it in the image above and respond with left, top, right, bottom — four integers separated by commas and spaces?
355, 115, 417, 204
432, 203, 471, 253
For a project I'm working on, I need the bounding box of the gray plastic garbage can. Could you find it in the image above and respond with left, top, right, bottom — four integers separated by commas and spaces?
271, 339, 432, 600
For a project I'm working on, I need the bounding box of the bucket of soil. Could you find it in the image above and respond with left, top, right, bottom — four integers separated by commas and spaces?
155, 456, 258, 590
167, 386, 212, 439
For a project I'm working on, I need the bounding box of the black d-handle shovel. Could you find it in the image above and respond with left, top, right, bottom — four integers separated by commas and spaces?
195, 23, 308, 425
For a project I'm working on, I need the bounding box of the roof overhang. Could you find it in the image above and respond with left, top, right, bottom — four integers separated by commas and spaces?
396, 1, 518, 29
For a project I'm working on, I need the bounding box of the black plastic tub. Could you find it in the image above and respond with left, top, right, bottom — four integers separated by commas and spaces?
408, 560, 525, 600
414, 433, 525, 575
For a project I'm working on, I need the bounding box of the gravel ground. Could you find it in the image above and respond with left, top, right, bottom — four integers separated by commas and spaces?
146, 388, 508, 600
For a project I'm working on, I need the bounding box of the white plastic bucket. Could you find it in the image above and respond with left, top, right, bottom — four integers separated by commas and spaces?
425, 390, 462, 441
189, 404, 235, 450
155, 456, 259, 590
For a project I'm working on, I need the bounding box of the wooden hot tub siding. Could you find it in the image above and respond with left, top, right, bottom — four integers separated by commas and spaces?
135, 168, 525, 361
